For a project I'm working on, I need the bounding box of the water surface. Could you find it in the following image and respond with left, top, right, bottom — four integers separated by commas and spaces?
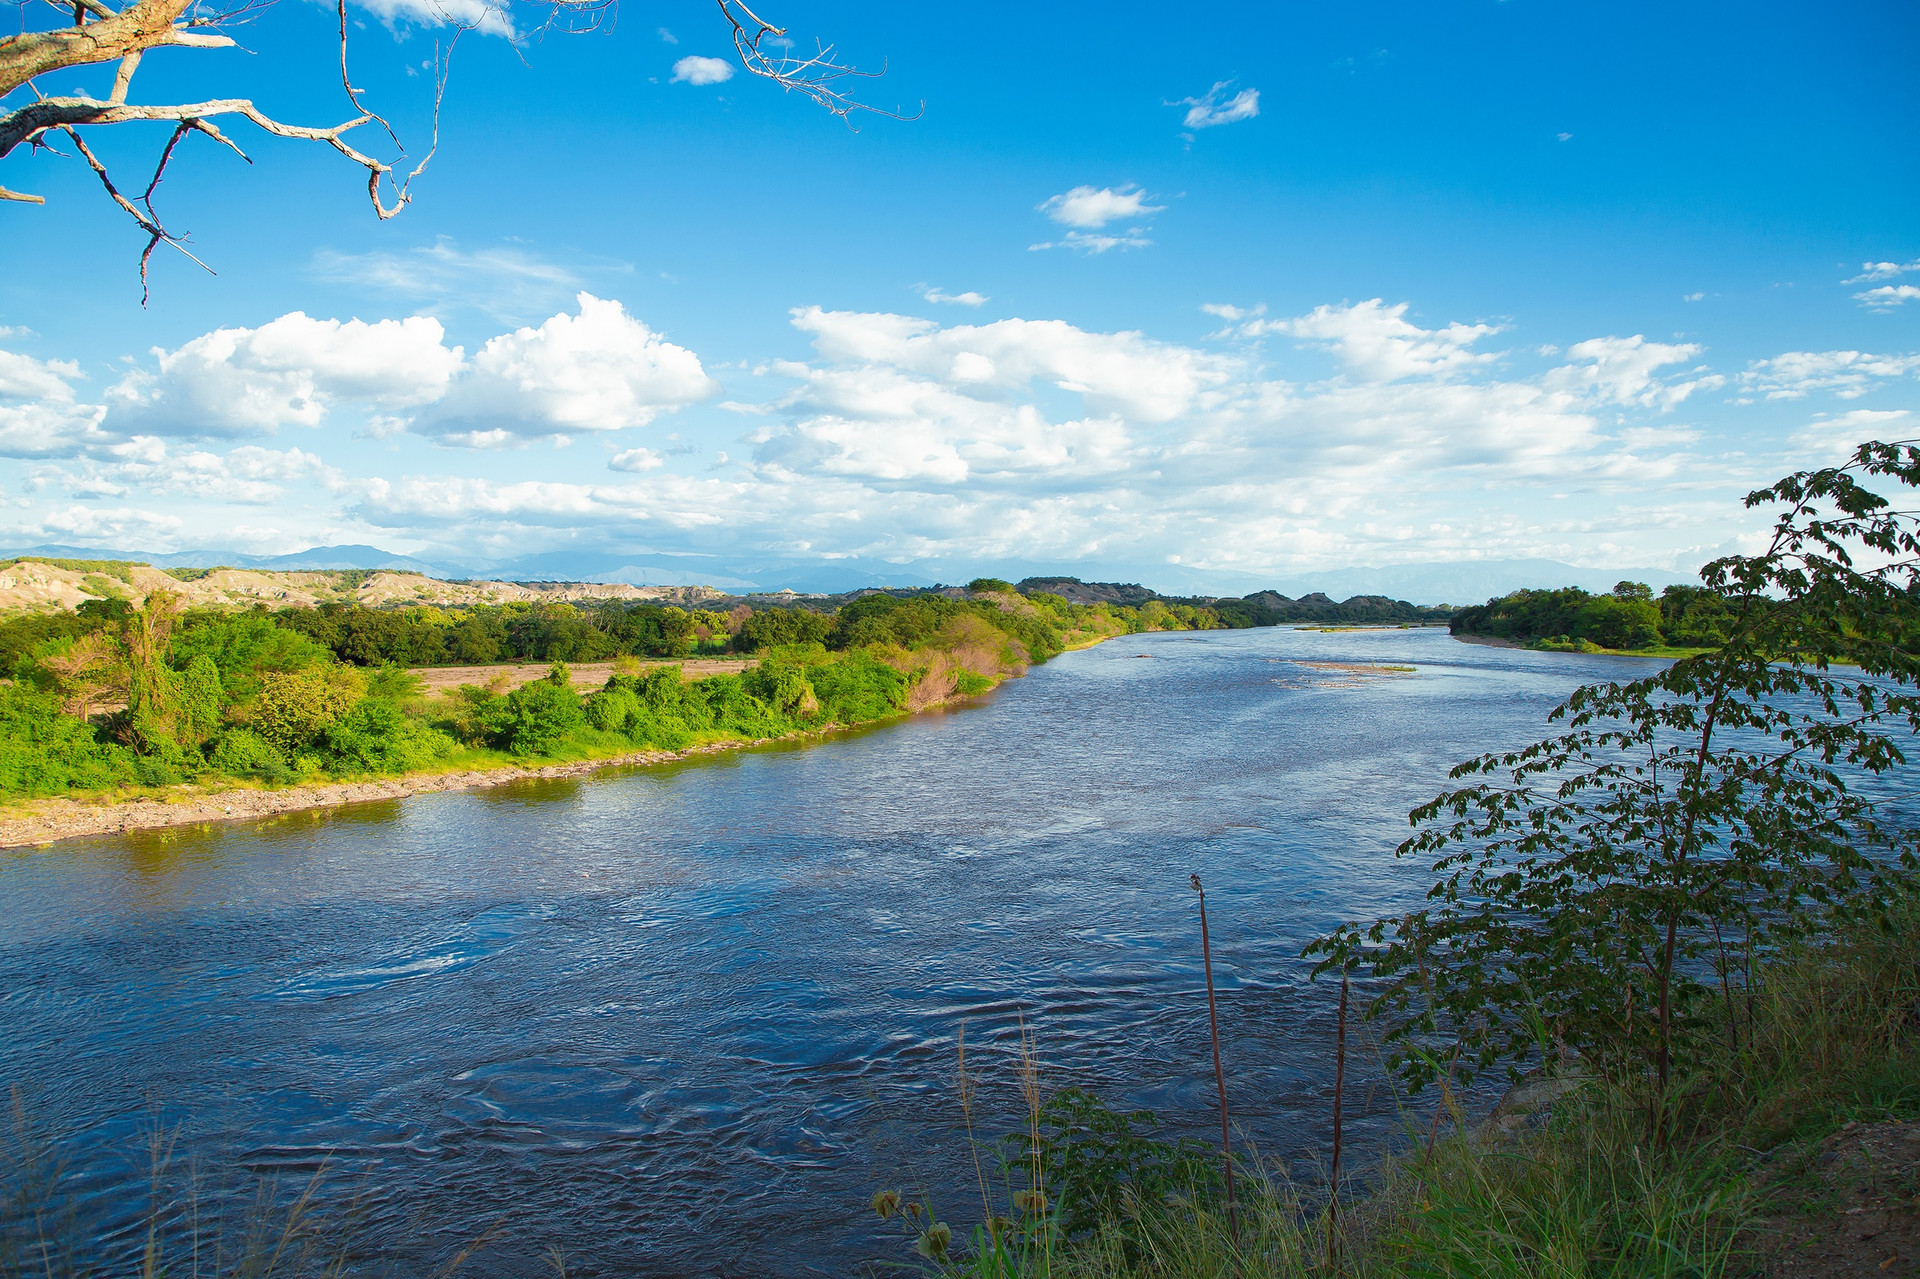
0, 627, 1652, 1275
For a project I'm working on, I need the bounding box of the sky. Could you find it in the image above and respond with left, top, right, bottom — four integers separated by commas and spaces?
2, 0, 1917, 592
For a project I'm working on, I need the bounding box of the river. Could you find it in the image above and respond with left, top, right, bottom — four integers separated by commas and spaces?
0, 627, 1656, 1276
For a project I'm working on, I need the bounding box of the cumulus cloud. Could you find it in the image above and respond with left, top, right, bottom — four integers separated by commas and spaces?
414, 293, 716, 441
919, 285, 990, 307
0, 346, 109, 458
10, 293, 1860, 582
1171, 81, 1260, 130
789, 306, 1233, 423
116, 440, 342, 504
609, 447, 665, 472
107, 313, 462, 437
1541, 336, 1720, 410
1855, 284, 1920, 310
1037, 184, 1163, 229
1741, 350, 1920, 400
1244, 299, 1505, 382
671, 55, 734, 85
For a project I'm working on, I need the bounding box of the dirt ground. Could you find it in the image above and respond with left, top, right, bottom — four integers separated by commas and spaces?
409, 658, 754, 694
1754, 1120, 1920, 1277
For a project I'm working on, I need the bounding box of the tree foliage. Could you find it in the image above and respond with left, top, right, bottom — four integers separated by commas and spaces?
1308, 442, 1920, 1113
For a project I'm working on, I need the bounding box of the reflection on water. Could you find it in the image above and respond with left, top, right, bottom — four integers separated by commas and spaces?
0, 628, 1656, 1276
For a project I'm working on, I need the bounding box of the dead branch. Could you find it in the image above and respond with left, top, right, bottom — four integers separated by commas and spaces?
2, 0, 904, 292
716, 0, 917, 125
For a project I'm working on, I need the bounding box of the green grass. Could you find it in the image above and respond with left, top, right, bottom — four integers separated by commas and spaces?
884, 895, 1920, 1279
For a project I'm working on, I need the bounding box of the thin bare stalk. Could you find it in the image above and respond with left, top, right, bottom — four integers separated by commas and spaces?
1191, 873, 1239, 1248
1327, 970, 1349, 1270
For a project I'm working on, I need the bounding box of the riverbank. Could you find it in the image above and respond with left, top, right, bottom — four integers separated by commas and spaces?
1451, 631, 1712, 658
0, 697, 965, 850
0, 625, 1106, 849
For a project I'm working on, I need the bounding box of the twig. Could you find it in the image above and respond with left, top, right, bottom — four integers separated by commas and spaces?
1327, 970, 1349, 1271
1191, 873, 1240, 1249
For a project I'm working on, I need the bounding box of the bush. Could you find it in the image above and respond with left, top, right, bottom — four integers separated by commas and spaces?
804, 650, 908, 722
501, 666, 585, 756
252, 669, 362, 752
206, 728, 296, 785
734, 607, 831, 653
0, 685, 133, 797
318, 699, 457, 774
174, 654, 223, 744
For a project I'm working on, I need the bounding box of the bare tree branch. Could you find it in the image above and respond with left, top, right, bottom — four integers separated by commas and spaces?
2, 0, 904, 292
716, 0, 918, 125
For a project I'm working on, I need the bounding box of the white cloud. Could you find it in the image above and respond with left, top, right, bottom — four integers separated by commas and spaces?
107, 314, 462, 437
25, 504, 184, 548
1037, 185, 1162, 229
1171, 81, 1260, 130
1030, 230, 1154, 254
312, 238, 585, 319
351, 0, 513, 39
1247, 299, 1505, 382
414, 293, 716, 441
1855, 284, 1920, 310
2, 347, 110, 460
1792, 408, 1912, 462
919, 285, 990, 307
1741, 349, 1920, 400
789, 306, 1233, 423
13, 293, 1880, 582
1541, 335, 1719, 410
1844, 259, 1920, 284
609, 447, 665, 472
657, 26, 677, 43
671, 55, 734, 86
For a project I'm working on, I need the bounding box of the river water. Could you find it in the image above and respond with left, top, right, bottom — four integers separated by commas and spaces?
0, 627, 1657, 1276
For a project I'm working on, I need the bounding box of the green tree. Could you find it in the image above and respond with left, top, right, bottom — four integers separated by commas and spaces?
252, 668, 361, 752
1309, 442, 1920, 1120
501, 664, 585, 756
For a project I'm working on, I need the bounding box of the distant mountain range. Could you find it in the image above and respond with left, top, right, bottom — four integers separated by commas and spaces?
0, 542, 1700, 605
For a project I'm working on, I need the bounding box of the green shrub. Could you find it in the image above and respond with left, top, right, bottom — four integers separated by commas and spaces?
953, 670, 994, 696
206, 728, 296, 784
318, 699, 457, 774
582, 686, 640, 733
0, 686, 134, 797
734, 607, 831, 653
174, 654, 223, 744
501, 666, 585, 756
252, 669, 361, 751
805, 650, 908, 722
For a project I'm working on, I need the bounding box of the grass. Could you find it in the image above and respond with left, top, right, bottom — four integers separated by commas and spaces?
883, 893, 1920, 1278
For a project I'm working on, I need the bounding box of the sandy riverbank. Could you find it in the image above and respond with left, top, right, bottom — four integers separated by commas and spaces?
0, 734, 812, 851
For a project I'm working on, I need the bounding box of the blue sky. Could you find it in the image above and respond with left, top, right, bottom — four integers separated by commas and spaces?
2, 0, 1917, 590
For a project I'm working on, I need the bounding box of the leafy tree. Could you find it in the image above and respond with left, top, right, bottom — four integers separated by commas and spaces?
0, 684, 132, 795
251, 668, 362, 752
734, 606, 832, 653
501, 664, 585, 755
1309, 442, 1920, 1120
